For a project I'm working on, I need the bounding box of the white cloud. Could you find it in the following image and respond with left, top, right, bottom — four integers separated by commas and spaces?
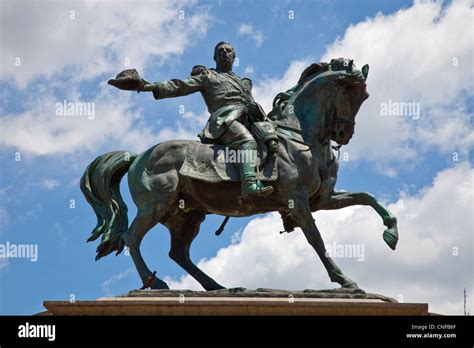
320, 0, 474, 162
252, 0, 473, 166
0, 84, 210, 156
0, 1, 212, 156
253, 59, 311, 113
0, 0, 212, 88
237, 23, 264, 47
0, 258, 9, 272
0, 206, 8, 233
41, 179, 60, 190
0, 86, 156, 155
153, 109, 209, 143
380, 167, 398, 178
166, 163, 473, 315
100, 268, 134, 296
180, 109, 209, 128
415, 104, 474, 154
244, 65, 255, 75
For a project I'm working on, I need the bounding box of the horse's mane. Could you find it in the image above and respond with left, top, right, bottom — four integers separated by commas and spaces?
269, 59, 362, 122
297, 62, 329, 85
268, 62, 330, 122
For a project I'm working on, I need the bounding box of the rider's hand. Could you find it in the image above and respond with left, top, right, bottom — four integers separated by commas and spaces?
139, 79, 156, 92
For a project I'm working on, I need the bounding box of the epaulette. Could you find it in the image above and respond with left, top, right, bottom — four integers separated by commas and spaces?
242, 77, 253, 91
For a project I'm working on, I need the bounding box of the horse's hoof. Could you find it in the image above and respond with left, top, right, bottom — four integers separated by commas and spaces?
342, 283, 360, 290
337, 285, 365, 294
151, 279, 170, 290
383, 227, 398, 250
204, 283, 226, 291
228, 287, 246, 293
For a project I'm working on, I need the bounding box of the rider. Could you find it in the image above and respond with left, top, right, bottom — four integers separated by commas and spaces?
140, 41, 274, 198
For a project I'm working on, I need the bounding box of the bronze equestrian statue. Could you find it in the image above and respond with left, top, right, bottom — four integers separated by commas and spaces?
81, 42, 399, 291
143, 41, 275, 198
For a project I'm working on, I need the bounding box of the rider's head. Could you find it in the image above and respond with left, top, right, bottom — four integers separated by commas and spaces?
214, 41, 235, 72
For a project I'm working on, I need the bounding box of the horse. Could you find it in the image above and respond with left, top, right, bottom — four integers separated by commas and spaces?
80, 58, 399, 291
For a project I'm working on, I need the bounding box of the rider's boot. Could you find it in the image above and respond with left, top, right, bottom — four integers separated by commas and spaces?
238, 141, 274, 198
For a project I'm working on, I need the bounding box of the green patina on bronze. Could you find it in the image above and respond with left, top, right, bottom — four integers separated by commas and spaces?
83, 43, 399, 291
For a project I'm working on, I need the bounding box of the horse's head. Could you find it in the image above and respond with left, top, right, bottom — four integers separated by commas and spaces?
271, 58, 369, 147
325, 58, 369, 145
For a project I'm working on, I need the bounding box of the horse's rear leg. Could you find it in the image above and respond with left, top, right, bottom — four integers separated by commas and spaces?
165, 210, 225, 291
122, 209, 169, 289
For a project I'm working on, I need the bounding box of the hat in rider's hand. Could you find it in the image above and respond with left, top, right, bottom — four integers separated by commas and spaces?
108, 69, 145, 91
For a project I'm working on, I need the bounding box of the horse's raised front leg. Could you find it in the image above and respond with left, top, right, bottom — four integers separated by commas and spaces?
292, 199, 358, 289
318, 191, 398, 250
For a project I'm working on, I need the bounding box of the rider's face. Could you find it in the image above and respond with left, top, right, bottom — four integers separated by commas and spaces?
215, 44, 235, 68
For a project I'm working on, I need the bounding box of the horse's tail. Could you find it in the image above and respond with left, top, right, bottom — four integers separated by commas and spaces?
80, 151, 138, 260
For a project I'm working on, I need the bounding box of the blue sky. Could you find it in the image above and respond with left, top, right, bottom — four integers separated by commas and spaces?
0, 0, 472, 315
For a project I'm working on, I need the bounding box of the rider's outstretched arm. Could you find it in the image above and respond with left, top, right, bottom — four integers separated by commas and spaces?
141, 75, 205, 100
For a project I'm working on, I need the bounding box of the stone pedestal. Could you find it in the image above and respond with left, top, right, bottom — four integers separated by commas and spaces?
42, 288, 429, 316
43, 297, 428, 316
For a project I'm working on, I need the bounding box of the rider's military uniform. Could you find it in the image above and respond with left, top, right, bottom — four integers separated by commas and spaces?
151, 66, 259, 149
148, 65, 274, 198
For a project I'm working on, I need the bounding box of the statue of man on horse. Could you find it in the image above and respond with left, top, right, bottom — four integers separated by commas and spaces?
84, 42, 399, 291
111, 41, 276, 198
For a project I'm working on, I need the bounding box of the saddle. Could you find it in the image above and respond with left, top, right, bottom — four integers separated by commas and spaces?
179, 140, 278, 183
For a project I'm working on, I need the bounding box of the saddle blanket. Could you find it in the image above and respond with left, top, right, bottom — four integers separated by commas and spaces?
179, 141, 278, 183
